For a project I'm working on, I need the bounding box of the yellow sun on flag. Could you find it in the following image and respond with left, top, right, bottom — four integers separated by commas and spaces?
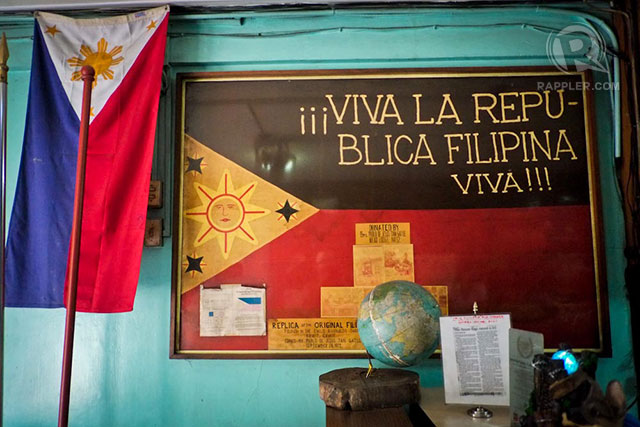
67, 38, 124, 87
185, 170, 270, 259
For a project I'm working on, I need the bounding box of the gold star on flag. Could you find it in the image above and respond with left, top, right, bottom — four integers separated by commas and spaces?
45, 25, 60, 37
146, 20, 157, 31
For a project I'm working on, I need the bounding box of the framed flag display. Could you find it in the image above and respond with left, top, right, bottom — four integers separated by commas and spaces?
171, 68, 610, 358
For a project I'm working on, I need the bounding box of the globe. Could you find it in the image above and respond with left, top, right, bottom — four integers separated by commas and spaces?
357, 281, 441, 367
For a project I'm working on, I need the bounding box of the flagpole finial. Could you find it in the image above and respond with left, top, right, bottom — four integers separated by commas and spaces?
80, 65, 95, 82
0, 33, 8, 84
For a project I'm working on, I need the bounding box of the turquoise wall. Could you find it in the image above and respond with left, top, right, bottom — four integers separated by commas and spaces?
1, 5, 636, 426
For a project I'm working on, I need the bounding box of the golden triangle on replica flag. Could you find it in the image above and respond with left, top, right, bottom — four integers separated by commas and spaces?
181, 134, 319, 294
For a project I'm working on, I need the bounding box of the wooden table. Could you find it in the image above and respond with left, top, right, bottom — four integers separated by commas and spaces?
325, 388, 510, 426
419, 388, 510, 426
325, 407, 414, 427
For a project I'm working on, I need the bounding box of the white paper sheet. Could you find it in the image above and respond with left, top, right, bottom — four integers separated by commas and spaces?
440, 314, 511, 406
509, 328, 544, 426
199, 284, 266, 337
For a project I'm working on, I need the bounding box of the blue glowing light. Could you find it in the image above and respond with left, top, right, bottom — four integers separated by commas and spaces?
552, 350, 579, 375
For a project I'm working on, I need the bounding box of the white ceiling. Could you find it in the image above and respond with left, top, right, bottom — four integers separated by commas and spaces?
0, 0, 501, 13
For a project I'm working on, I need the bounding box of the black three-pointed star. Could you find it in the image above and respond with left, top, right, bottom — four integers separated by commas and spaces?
276, 200, 299, 223
185, 255, 204, 274
186, 156, 204, 174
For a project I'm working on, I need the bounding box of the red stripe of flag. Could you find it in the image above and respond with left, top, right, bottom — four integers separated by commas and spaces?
65, 15, 169, 313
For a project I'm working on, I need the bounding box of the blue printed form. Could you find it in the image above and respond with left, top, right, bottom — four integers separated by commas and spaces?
199, 284, 266, 337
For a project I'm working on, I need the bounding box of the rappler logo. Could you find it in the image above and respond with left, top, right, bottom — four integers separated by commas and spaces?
546, 24, 608, 74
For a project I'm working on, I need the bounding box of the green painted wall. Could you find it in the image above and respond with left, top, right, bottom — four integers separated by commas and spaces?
1, 5, 636, 426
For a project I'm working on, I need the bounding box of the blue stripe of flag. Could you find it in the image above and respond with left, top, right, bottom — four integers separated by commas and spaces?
5, 24, 79, 308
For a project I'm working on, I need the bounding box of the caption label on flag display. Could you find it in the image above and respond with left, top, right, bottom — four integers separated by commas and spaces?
268, 318, 364, 351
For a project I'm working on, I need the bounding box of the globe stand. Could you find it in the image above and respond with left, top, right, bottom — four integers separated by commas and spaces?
319, 367, 421, 410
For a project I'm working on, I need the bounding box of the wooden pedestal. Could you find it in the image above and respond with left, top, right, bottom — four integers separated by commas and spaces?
320, 368, 432, 427
320, 367, 420, 411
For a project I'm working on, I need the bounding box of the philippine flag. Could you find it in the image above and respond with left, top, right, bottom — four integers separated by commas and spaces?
5, 6, 169, 312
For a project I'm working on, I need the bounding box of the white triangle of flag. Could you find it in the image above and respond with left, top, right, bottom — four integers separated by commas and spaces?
35, 6, 169, 123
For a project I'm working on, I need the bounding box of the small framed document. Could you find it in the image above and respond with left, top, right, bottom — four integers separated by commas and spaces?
440, 314, 511, 406
199, 284, 266, 337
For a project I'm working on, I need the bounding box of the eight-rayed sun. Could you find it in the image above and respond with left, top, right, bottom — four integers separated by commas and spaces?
67, 38, 124, 87
185, 170, 269, 259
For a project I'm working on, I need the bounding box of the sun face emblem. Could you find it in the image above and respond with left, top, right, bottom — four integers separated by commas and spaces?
185, 170, 270, 259
67, 38, 124, 87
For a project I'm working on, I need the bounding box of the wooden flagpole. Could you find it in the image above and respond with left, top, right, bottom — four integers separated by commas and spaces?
0, 32, 9, 427
58, 65, 94, 427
